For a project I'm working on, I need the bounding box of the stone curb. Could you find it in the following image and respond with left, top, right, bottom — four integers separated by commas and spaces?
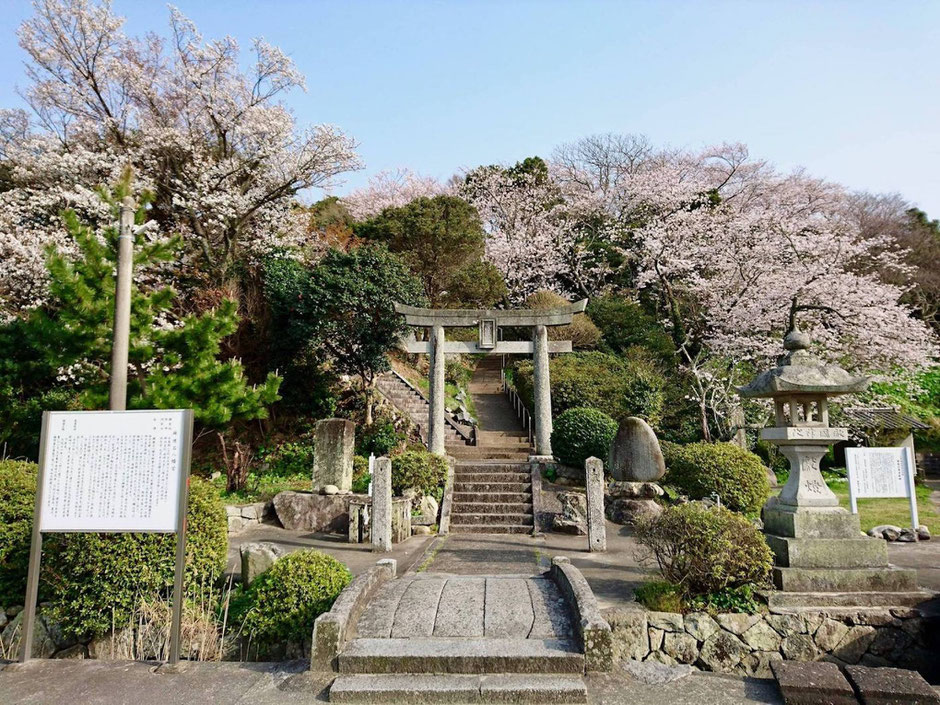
311, 559, 397, 672
548, 556, 613, 672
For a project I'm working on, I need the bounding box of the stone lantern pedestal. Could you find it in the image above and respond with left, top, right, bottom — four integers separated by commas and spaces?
740, 331, 922, 608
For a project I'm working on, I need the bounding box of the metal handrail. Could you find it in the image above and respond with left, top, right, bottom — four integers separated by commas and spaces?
502, 372, 534, 445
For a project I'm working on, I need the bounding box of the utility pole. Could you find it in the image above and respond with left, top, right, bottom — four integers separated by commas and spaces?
109, 195, 135, 411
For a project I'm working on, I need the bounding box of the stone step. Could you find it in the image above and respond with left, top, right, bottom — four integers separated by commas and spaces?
338, 637, 584, 675
452, 502, 533, 514
453, 472, 531, 483
451, 523, 534, 534
451, 512, 534, 526
772, 565, 919, 593
449, 451, 532, 461
765, 590, 938, 610
329, 674, 587, 703
455, 481, 530, 493
765, 535, 889, 569
453, 492, 532, 504
455, 462, 531, 471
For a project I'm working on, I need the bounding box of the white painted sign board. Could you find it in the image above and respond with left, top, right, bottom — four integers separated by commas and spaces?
39, 409, 190, 532
845, 446, 918, 529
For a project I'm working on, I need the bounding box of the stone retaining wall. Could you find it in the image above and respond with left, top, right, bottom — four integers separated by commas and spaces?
225, 501, 274, 533
604, 606, 935, 679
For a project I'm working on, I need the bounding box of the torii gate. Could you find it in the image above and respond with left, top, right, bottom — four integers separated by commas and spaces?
394, 299, 587, 460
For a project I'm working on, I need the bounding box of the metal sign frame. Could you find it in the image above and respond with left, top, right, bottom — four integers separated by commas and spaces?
846, 446, 919, 530
19, 409, 194, 665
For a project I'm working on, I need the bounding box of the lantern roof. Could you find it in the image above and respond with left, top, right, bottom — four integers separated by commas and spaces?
738, 329, 869, 399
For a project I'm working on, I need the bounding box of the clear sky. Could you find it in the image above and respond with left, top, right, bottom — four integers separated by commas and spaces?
1, 0, 938, 213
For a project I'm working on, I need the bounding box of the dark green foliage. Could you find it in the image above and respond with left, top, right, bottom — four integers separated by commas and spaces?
43, 477, 227, 638
587, 296, 675, 363
231, 550, 351, 644
0, 460, 37, 606
391, 450, 448, 497
356, 195, 506, 308
551, 407, 618, 468
634, 581, 683, 613
686, 584, 763, 615
635, 503, 773, 597
352, 455, 370, 493
662, 441, 770, 515
263, 439, 316, 478
358, 421, 404, 457
515, 351, 666, 424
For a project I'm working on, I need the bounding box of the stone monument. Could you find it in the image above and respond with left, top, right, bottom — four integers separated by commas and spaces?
739, 329, 920, 607
371, 456, 392, 553
585, 456, 606, 552
605, 417, 666, 526
313, 418, 355, 493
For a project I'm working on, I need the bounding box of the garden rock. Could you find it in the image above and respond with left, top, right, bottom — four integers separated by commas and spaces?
742, 620, 783, 652
605, 497, 662, 525
648, 627, 664, 651
607, 416, 666, 482
412, 525, 431, 535
684, 612, 719, 642
814, 618, 850, 652
648, 612, 683, 632
88, 628, 135, 660
320, 484, 340, 495
417, 494, 439, 523
832, 625, 876, 664
716, 613, 760, 636
619, 658, 692, 684
54, 644, 88, 659
868, 524, 902, 541
607, 481, 664, 499
916, 524, 930, 540
0, 609, 7, 631
552, 491, 588, 535
782, 633, 818, 661
698, 630, 748, 671
742, 650, 782, 679
663, 631, 698, 664
606, 609, 649, 661
240, 541, 285, 585
897, 528, 917, 542
272, 490, 353, 532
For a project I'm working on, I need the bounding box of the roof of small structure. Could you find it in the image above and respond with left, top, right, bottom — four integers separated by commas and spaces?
843, 407, 929, 431
738, 329, 869, 399
394, 299, 588, 328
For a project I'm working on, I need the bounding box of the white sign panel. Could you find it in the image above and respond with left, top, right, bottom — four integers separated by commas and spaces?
845, 446, 918, 529
39, 410, 191, 533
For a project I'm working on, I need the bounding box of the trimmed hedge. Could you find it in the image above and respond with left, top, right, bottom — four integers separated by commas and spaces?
232, 550, 351, 644
391, 450, 448, 497
551, 407, 618, 468
636, 503, 773, 596
44, 476, 228, 638
0, 460, 37, 606
662, 441, 770, 515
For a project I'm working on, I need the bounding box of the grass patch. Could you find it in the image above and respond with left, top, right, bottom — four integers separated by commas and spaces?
212, 471, 310, 504
827, 479, 938, 531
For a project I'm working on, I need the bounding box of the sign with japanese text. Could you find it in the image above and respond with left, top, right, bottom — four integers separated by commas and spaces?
846, 446, 918, 529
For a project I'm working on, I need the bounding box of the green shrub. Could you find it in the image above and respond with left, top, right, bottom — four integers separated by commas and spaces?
686, 584, 763, 615
636, 503, 773, 597
391, 450, 448, 497
634, 581, 683, 613
662, 441, 770, 515
358, 420, 404, 456
232, 550, 350, 644
44, 477, 227, 638
352, 455, 370, 493
551, 407, 617, 468
514, 351, 666, 424
264, 438, 315, 477
0, 460, 37, 606
587, 296, 675, 363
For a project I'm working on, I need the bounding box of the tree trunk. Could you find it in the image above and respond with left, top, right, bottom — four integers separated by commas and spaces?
364, 381, 374, 426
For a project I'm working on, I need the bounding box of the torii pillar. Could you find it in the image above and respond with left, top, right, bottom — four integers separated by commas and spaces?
395, 299, 587, 459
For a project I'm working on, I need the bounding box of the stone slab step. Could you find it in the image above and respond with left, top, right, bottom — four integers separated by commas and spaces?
772, 565, 918, 593
329, 674, 587, 703
449, 451, 531, 461
455, 482, 530, 493
338, 638, 584, 675
453, 492, 531, 504
454, 472, 531, 483
765, 534, 889, 569
453, 502, 533, 514
455, 462, 531, 471
451, 524, 534, 534
765, 589, 937, 610
451, 512, 534, 526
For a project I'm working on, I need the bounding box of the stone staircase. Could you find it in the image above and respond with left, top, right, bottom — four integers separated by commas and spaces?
451, 461, 534, 534
375, 371, 472, 449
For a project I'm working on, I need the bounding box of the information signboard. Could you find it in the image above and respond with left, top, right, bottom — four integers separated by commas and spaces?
20, 409, 193, 665
846, 446, 918, 530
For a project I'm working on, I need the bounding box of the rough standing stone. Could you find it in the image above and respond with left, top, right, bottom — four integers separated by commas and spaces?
845, 665, 940, 705
585, 457, 606, 552
313, 418, 355, 492
372, 456, 392, 553
552, 492, 587, 535
684, 612, 719, 642
771, 660, 857, 705
418, 495, 439, 523
607, 417, 666, 482
605, 498, 662, 526
240, 541, 285, 585
663, 631, 699, 664
698, 631, 748, 672
742, 620, 783, 652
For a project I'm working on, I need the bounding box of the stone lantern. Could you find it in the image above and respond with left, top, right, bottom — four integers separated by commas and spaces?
739, 329, 920, 607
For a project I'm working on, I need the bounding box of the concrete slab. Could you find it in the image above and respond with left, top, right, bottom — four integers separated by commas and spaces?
390, 578, 446, 638
351, 577, 414, 639
433, 577, 486, 637
485, 577, 535, 638
770, 660, 857, 705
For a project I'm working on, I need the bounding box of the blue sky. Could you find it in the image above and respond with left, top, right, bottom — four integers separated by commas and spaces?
1, 0, 938, 213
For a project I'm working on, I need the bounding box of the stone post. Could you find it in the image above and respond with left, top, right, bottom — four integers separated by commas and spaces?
585, 456, 606, 552
428, 323, 446, 456
371, 456, 392, 553
532, 323, 553, 459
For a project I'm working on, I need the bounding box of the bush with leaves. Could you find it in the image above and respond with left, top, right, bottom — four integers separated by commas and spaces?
661, 441, 770, 515
551, 407, 617, 468
391, 450, 448, 497
635, 503, 773, 597
231, 550, 350, 646
0, 460, 37, 606
41, 477, 227, 638
358, 420, 405, 457
352, 455, 371, 493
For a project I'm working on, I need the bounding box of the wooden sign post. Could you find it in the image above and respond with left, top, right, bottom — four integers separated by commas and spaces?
19, 409, 193, 664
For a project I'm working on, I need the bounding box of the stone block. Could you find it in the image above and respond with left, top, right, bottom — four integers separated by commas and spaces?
684, 612, 719, 641
743, 620, 784, 652
648, 612, 683, 632
763, 504, 861, 539
240, 541, 284, 585
771, 660, 857, 705
607, 417, 666, 482
604, 609, 648, 662
605, 498, 662, 526
663, 631, 698, 664
585, 457, 606, 552
313, 418, 355, 492
765, 534, 888, 569
698, 631, 748, 672
273, 490, 355, 532
845, 665, 940, 705
772, 566, 918, 593
716, 613, 761, 636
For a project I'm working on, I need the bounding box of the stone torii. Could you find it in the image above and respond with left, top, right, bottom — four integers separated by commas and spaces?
394, 299, 587, 460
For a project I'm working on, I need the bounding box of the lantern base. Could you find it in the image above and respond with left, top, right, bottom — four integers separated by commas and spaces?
772, 566, 918, 593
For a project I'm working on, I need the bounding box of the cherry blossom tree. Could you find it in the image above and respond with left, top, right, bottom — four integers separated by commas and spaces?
342, 168, 448, 221
1, 0, 361, 315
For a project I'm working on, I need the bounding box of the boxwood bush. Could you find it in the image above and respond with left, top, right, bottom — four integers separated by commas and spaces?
551, 407, 618, 468
43, 476, 228, 638
0, 460, 37, 606
232, 550, 351, 645
662, 441, 770, 515
635, 503, 772, 597
391, 449, 448, 497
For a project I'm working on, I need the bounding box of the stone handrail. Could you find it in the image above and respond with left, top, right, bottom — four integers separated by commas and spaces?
549, 556, 613, 672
